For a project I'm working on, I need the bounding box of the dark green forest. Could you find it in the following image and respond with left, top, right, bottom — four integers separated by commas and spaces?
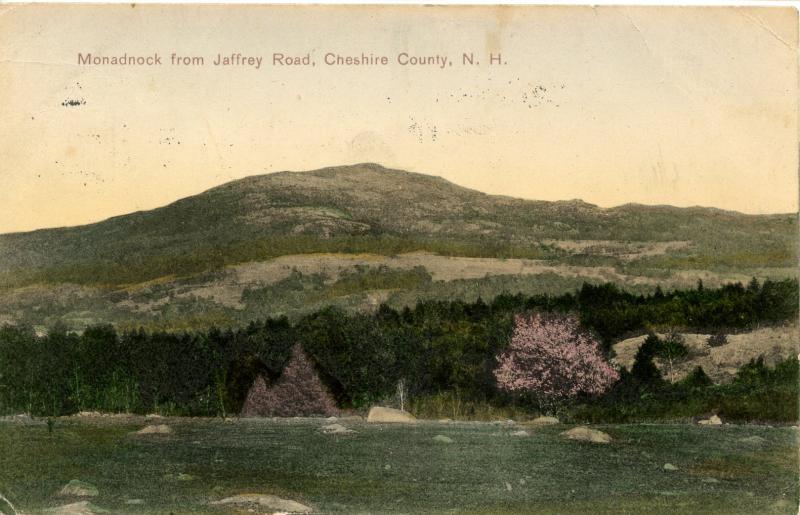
0, 278, 796, 421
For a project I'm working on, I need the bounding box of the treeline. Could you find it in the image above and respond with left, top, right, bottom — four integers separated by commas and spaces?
578, 353, 799, 423
0, 278, 796, 418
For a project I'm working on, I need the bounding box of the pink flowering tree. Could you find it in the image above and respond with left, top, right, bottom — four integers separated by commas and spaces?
494, 313, 619, 413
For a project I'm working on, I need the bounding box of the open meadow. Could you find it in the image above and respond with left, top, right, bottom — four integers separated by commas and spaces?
1, 415, 797, 514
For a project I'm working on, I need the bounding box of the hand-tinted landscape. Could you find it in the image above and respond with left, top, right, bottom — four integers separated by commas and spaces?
1, 5, 798, 514
0, 161, 797, 513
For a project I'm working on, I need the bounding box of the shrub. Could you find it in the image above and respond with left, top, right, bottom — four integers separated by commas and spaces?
654, 330, 689, 382
493, 313, 619, 413
707, 333, 728, 347
734, 355, 799, 387
631, 334, 664, 385
681, 366, 713, 388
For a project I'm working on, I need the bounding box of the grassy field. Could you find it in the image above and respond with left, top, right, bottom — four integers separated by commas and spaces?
0, 416, 797, 514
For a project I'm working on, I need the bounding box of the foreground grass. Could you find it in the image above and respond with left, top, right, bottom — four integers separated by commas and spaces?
0, 416, 797, 514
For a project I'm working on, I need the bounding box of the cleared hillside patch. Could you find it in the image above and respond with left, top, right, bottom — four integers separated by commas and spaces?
612, 325, 799, 383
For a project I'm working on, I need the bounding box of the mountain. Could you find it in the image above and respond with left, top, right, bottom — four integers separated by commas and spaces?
1, 163, 795, 284
0, 163, 796, 330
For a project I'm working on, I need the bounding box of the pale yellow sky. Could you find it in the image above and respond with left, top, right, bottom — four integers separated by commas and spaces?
0, 5, 797, 233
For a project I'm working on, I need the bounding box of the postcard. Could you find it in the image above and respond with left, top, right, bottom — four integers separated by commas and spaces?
0, 4, 797, 514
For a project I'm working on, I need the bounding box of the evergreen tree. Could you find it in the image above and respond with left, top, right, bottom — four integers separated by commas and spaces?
631, 333, 663, 385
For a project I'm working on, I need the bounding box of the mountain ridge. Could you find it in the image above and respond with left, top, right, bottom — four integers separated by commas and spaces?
0, 163, 795, 289
2, 163, 792, 238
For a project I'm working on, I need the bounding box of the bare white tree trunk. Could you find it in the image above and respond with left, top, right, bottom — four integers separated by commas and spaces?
0, 492, 21, 515
397, 379, 406, 412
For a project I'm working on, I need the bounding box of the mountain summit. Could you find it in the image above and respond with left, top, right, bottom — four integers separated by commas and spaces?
0, 163, 795, 288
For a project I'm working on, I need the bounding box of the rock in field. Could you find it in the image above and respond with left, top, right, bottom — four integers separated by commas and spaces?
433, 434, 454, 443
58, 480, 99, 497
511, 430, 530, 437
45, 501, 109, 514
135, 424, 172, 435
210, 493, 312, 513
560, 426, 612, 444
75, 411, 103, 418
698, 415, 722, 425
663, 463, 678, 471
529, 416, 560, 425
0, 413, 35, 424
321, 423, 356, 434
366, 407, 417, 423
492, 419, 515, 425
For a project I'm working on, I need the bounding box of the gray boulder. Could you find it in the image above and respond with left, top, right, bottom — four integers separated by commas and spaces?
529, 416, 560, 425
135, 424, 172, 435
698, 415, 722, 425
45, 501, 108, 514
321, 423, 356, 434
58, 480, 98, 497
560, 426, 612, 444
367, 407, 417, 423
210, 494, 312, 513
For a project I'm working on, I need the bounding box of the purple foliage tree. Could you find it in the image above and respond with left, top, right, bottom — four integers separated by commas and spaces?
240, 344, 339, 417
494, 313, 619, 412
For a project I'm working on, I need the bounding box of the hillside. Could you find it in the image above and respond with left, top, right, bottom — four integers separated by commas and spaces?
612, 325, 799, 384
0, 163, 796, 330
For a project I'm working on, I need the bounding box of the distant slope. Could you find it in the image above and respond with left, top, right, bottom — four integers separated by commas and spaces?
0, 163, 795, 288
612, 325, 799, 384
